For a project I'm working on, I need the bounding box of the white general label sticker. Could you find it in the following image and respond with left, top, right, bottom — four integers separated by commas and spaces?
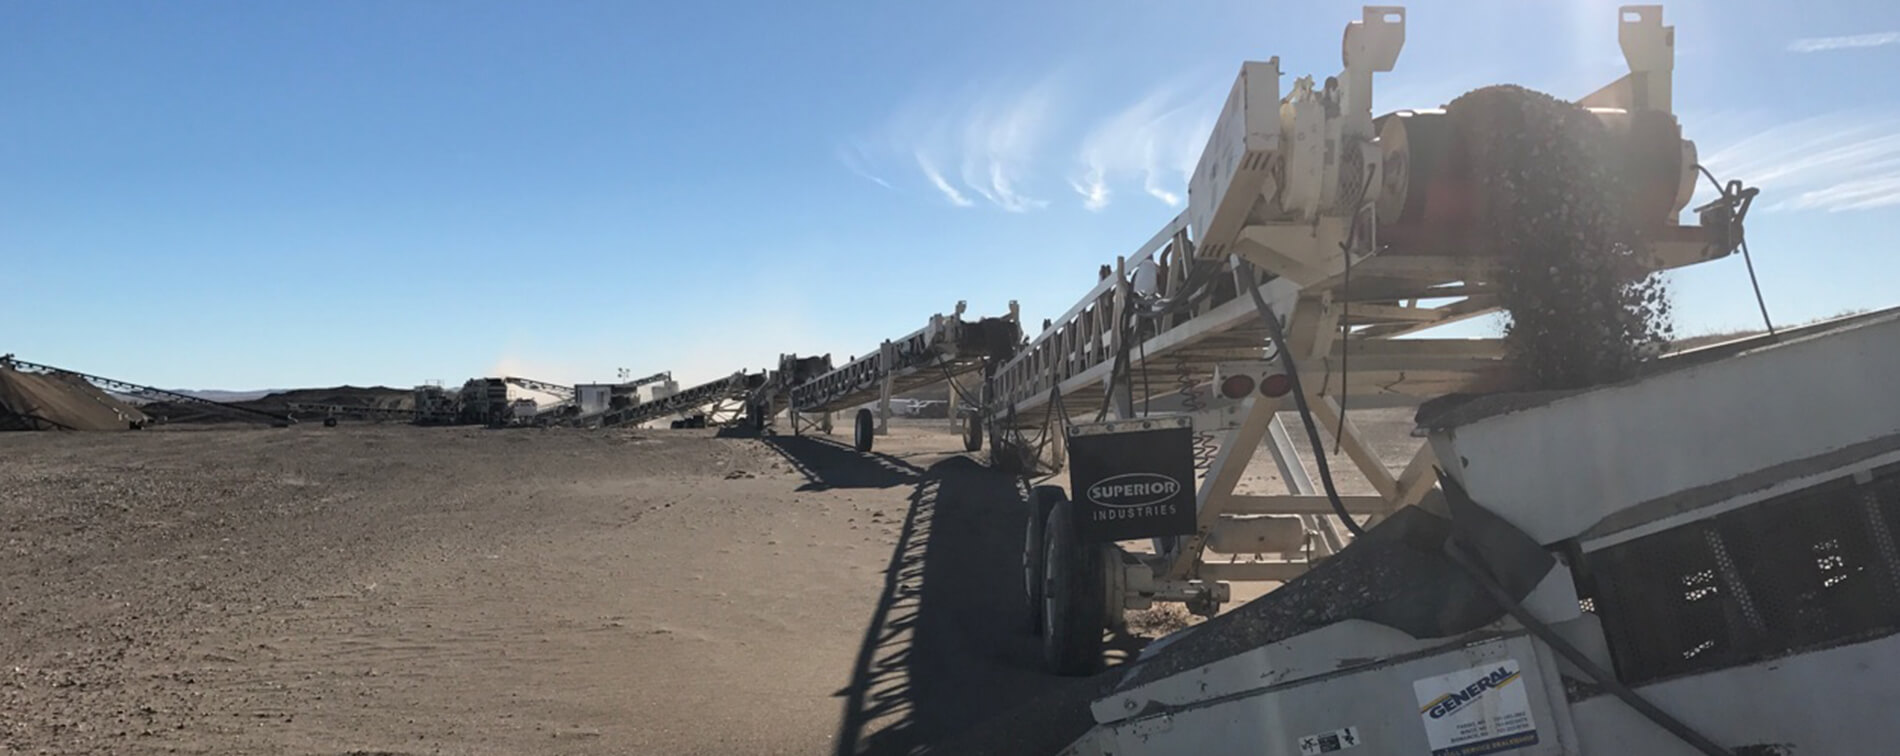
1412, 659, 1539, 756
1298, 726, 1361, 754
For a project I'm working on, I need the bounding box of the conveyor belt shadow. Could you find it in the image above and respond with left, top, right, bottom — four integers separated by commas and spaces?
760, 435, 926, 491
832, 455, 1148, 756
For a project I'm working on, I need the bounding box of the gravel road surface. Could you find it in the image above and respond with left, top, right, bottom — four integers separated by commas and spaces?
2, 411, 1420, 755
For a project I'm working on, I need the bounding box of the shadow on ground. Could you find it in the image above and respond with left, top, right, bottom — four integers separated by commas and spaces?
760, 435, 926, 491
750, 438, 1151, 756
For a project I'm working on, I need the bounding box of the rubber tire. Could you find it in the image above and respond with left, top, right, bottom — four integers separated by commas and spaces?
853, 408, 874, 452
963, 414, 984, 453
322, 417, 338, 428
1041, 496, 1107, 676
1023, 485, 1063, 634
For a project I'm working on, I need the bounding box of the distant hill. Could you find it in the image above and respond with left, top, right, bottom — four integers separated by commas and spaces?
139, 386, 414, 424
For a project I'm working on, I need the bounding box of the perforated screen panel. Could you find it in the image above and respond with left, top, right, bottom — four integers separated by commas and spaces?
1579, 463, 1900, 686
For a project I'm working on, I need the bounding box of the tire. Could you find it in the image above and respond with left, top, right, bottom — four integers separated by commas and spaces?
1041, 495, 1107, 676
963, 414, 983, 453
323, 417, 338, 428
853, 408, 874, 452
1023, 485, 1063, 634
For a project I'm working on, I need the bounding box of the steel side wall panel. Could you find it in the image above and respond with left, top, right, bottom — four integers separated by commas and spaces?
1090, 620, 1441, 723
1189, 60, 1280, 254
1431, 314, 1900, 544
1096, 634, 1568, 756
1569, 633, 1900, 754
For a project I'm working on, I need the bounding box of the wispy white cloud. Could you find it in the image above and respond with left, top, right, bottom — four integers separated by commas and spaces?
1069, 177, 1109, 211
841, 69, 1230, 212
836, 144, 892, 189
1788, 32, 1900, 53
1695, 111, 1900, 213
915, 153, 972, 207
843, 77, 1060, 212
954, 83, 1055, 212
1069, 79, 1215, 211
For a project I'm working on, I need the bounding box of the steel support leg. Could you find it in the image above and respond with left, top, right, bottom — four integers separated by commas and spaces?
946, 376, 961, 431
1111, 374, 1136, 420
1265, 415, 1348, 555
1304, 393, 1398, 500
1164, 394, 1284, 581
878, 375, 893, 436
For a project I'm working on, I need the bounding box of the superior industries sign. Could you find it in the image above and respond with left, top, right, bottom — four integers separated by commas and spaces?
1067, 420, 1197, 542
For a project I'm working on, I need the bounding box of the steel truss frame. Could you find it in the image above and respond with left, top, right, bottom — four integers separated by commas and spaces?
767, 301, 1021, 445
596, 371, 760, 428
502, 376, 577, 399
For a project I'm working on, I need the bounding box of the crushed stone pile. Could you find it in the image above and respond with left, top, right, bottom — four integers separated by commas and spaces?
0, 367, 148, 431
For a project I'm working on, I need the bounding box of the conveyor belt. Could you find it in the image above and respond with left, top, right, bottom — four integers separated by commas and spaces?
502, 376, 575, 399
596, 371, 763, 428
784, 304, 1020, 415
0, 356, 291, 426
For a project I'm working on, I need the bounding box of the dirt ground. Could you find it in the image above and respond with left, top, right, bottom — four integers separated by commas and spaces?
0, 410, 1421, 755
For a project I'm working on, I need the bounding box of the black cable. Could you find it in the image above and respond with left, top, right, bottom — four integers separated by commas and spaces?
1135, 257, 1224, 322
1099, 285, 1143, 422
1445, 540, 1734, 756
1097, 339, 1123, 423
1693, 165, 1774, 337
1738, 237, 1776, 338
1042, 383, 1074, 477
1331, 176, 1377, 453
936, 358, 981, 407
1335, 235, 1352, 455
1138, 333, 1151, 418
1243, 260, 1368, 539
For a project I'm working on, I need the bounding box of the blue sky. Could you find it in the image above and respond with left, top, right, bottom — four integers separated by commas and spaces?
4, 0, 1897, 389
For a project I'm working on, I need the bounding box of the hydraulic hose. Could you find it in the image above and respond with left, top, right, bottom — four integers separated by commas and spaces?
1242, 261, 1367, 538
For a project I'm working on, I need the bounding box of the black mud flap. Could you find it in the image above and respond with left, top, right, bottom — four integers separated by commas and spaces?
1065, 416, 1197, 543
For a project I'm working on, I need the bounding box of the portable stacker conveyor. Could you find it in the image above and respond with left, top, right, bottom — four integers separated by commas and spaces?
750, 301, 1023, 453
501, 376, 576, 400
0, 355, 293, 426
977, 5, 1756, 675
619, 372, 672, 390
594, 370, 765, 429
